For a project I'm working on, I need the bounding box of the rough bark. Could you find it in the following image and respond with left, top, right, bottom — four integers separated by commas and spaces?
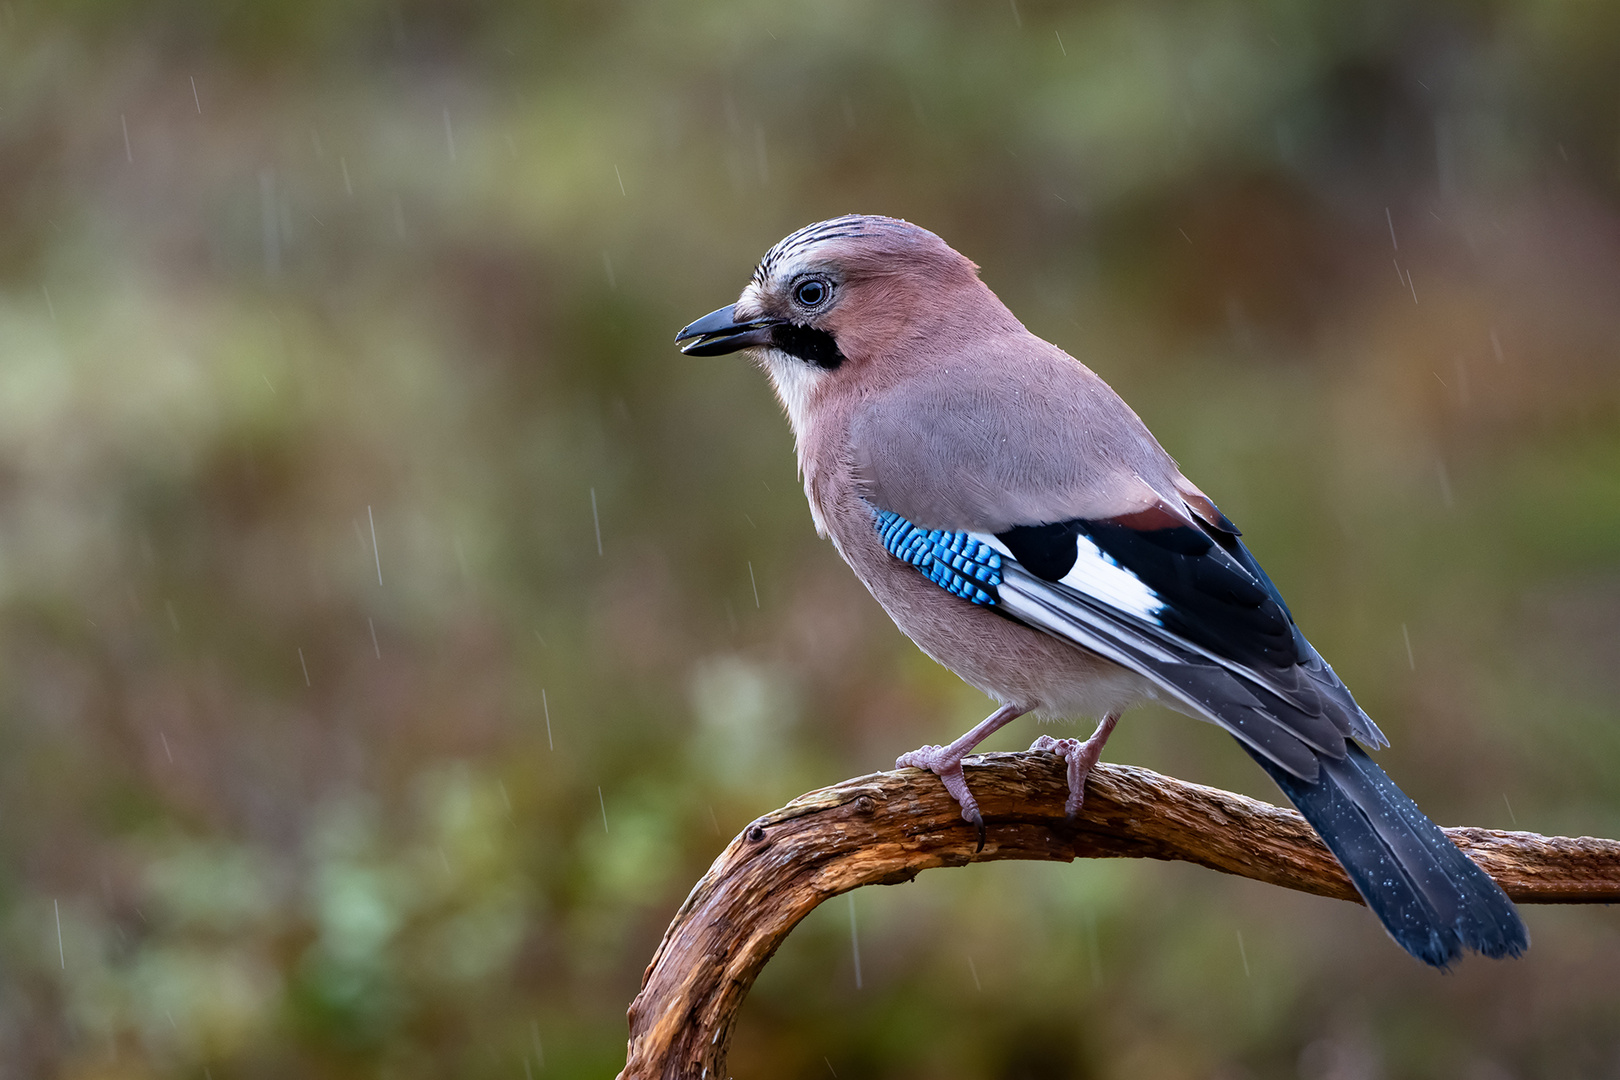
618, 753, 1620, 1080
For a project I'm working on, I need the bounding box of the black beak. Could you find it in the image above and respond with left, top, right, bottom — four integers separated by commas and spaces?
674, 305, 780, 356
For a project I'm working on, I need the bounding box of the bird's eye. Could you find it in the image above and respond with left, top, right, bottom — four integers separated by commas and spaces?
794, 279, 828, 307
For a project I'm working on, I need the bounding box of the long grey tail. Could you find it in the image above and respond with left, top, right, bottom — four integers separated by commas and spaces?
1241, 741, 1528, 968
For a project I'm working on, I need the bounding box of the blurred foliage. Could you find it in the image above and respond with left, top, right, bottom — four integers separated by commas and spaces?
1, 0, 1618, 1077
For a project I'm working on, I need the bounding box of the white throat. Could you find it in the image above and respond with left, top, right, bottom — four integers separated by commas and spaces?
758, 347, 834, 537
759, 348, 827, 449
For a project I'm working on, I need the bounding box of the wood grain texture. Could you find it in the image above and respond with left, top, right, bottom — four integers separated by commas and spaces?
618, 752, 1620, 1080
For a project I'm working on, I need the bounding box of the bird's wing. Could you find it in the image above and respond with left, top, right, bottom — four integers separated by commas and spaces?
854, 345, 1386, 776
849, 334, 1187, 533
873, 502, 1384, 778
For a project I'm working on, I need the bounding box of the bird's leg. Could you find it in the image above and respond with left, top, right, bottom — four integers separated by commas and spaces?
897, 703, 1028, 846
1030, 712, 1119, 819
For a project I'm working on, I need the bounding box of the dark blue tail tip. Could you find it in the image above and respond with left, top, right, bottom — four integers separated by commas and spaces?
1401, 928, 1461, 971
1400, 920, 1529, 970
1471, 923, 1530, 962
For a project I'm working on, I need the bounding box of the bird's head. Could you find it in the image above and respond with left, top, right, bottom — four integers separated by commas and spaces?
676, 216, 1011, 430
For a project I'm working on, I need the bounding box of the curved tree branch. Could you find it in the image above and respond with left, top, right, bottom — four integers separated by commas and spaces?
618, 752, 1620, 1080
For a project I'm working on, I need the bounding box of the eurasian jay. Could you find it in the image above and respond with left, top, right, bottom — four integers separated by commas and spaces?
675, 214, 1526, 968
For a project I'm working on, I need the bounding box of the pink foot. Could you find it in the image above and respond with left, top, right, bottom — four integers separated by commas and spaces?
1030, 712, 1119, 818
897, 743, 983, 826
896, 704, 1028, 851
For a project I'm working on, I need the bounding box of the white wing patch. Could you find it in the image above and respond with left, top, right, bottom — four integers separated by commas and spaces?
976, 531, 1162, 622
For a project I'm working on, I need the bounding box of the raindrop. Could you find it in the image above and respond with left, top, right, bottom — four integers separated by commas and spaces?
55, 900, 64, 969
847, 893, 862, 989
598, 786, 610, 834
542, 689, 553, 750
298, 647, 311, 687
121, 114, 132, 162
369, 617, 381, 659
1236, 930, 1250, 977
748, 561, 760, 608
160, 732, 173, 763
590, 488, 603, 555
614, 165, 627, 197
368, 505, 383, 586
1084, 908, 1101, 986
1054, 30, 1066, 56
967, 954, 981, 991
340, 156, 354, 197
1435, 459, 1454, 508
1385, 207, 1398, 251
190, 76, 201, 113
1502, 794, 1517, 825
1401, 624, 1414, 670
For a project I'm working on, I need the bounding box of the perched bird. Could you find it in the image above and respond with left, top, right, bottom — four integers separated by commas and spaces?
675, 214, 1527, 968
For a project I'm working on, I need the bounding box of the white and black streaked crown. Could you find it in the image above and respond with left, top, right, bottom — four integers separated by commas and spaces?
751, 215, 907, 287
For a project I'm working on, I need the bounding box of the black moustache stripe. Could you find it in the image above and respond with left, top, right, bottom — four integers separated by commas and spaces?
771, 323, 845, 370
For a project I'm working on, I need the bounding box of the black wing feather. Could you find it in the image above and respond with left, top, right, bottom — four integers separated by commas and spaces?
1000, 513, 1383, 747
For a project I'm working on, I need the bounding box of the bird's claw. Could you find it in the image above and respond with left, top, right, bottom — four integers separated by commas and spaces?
1031, 725, 1112, 820
898, 743, 986, 846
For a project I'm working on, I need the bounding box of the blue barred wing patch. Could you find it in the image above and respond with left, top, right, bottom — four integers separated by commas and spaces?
874, 510, 1002, 605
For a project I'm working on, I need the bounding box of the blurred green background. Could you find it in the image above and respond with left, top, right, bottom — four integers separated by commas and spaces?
2, 1, 1618, 1076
